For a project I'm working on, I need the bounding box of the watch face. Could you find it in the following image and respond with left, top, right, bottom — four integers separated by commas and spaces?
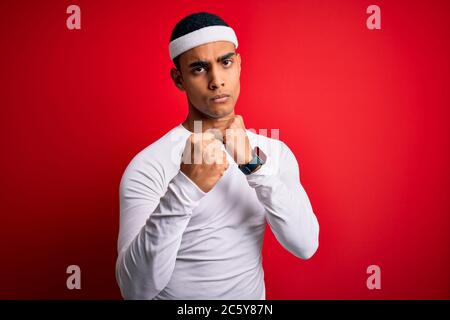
254, 146, 267, 164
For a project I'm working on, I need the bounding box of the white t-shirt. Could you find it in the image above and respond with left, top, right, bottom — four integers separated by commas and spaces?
116, 123, 319, 299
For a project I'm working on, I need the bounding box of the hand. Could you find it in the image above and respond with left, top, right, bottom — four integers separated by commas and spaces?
180, 132, 229, 193
223, 115, 254, 165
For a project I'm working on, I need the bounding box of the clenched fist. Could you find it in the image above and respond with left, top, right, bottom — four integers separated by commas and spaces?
223, 115, 254, 165
180, 131, 229, 193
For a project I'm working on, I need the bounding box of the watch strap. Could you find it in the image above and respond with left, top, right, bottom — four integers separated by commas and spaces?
238, 147, 265, 175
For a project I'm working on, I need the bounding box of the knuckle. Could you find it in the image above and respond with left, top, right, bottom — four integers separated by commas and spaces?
203, 132, 215, 140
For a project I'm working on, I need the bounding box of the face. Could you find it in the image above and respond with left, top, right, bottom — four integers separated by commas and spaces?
171, 41, 241, 119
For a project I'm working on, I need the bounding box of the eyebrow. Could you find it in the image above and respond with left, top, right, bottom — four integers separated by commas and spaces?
188, 52, 236, 69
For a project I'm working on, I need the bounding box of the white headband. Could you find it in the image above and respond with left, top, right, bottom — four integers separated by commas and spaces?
169, 25, 238, 60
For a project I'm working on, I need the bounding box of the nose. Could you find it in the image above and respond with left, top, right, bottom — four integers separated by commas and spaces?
208, 66, 225, 90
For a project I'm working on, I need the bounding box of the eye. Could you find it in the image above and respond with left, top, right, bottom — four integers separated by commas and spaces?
193, 67, 206, 74
223, 59, 233, 67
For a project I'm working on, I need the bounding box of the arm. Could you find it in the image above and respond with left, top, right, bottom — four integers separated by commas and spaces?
116, 166, 205, 299
245, 142, 319, 259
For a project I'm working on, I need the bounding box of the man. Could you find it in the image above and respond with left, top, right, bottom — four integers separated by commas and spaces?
115, 12, 319, 300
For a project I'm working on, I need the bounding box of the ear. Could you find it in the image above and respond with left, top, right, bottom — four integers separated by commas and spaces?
236, 53, 241, 76
170, 68, 185, 91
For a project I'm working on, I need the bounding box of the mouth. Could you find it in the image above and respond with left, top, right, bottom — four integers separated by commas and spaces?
210, 94, 230, 103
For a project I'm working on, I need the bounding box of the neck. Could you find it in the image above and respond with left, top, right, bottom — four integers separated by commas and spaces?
182, 100, 235, 134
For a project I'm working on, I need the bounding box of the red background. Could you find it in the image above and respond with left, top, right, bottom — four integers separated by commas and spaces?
0, 0, 449, 299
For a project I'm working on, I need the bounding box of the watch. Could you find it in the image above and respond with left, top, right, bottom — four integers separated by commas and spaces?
238, 147, 266, 175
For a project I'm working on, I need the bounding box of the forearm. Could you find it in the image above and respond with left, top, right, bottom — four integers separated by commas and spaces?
116, 171, 205, 299
116, 210, 192, 299
245, 142, 319, 259
249, 174, 319, 259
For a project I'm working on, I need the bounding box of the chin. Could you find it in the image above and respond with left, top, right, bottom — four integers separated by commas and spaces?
210, 108, 234, 119
213, 101, 236, 113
